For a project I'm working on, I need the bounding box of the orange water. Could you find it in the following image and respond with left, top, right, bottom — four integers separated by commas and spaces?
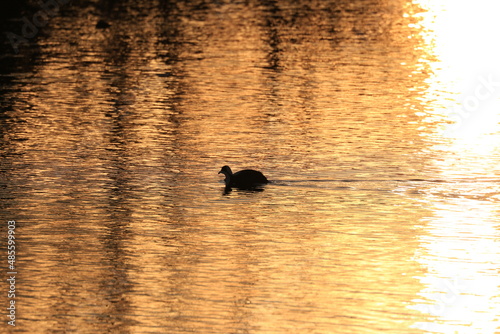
1, 0, 500, 333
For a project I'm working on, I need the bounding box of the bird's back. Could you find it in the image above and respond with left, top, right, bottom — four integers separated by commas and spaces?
231, 169, 269, 187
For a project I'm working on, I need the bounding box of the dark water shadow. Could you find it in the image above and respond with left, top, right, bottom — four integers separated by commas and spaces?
222, 186, 266, 195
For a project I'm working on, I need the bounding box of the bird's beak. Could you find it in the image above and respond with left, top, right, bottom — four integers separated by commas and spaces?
218, 171, 222, 174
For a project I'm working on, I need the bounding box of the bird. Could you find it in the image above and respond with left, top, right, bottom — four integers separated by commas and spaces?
218, 165, 269, 189
96, 20, 111, 29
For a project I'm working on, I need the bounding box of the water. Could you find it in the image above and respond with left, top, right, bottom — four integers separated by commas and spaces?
1, 0, 500, 333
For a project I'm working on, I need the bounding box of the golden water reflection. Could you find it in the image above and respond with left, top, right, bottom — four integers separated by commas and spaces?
1, 0, 500, 333
410, 0, 500, 332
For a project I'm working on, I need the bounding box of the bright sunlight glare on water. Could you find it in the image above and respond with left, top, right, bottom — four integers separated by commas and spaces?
409, 0, 500, 333
1, 0, 500, 333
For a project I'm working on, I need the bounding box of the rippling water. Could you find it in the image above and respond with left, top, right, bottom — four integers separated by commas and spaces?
1, 0, 500, 333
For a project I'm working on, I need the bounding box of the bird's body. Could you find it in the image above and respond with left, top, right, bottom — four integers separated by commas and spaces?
218, 165, 269, 189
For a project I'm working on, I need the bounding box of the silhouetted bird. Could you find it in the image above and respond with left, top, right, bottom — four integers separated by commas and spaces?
218, 165, 269, 189
96, 20, 111, 29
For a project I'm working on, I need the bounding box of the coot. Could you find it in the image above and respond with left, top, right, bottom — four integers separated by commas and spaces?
218, 165, 269, 189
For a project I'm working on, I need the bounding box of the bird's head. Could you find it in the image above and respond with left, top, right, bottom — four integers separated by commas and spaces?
218, 165, 232, 176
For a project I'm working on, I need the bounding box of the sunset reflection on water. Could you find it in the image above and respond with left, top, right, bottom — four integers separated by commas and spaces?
1, 0, 500, 333
408, 0, 500, 332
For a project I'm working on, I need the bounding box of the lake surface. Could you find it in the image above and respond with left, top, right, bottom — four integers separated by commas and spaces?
1, 0, 500, 333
